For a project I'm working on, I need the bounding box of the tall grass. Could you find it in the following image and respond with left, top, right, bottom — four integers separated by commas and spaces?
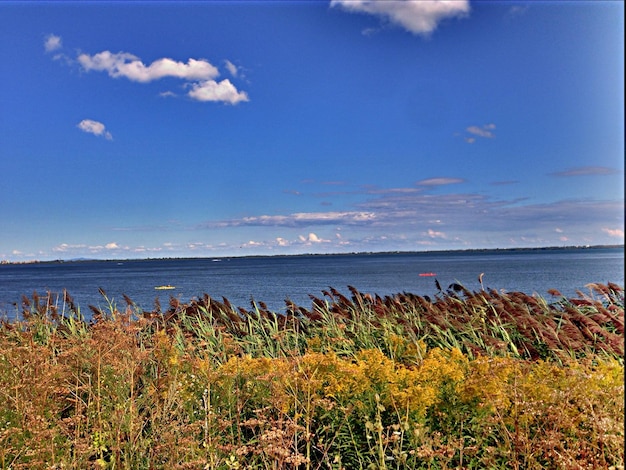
0, 283, 623, 469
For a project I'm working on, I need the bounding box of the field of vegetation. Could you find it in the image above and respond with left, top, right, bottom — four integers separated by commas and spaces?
0, 282, 623, 469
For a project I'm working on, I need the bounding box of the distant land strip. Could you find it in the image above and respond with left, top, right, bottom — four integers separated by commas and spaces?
1, 244, 623, 266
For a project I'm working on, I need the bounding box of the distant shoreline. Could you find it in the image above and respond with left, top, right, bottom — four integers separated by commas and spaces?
2, 244, 623, 266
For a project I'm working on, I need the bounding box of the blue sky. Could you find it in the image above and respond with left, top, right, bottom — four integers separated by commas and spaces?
1, 1, 623, 261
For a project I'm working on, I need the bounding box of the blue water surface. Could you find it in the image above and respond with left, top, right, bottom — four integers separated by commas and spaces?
0, 247, 623, 318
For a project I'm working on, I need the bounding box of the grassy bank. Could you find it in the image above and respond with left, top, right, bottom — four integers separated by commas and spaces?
0, 283, 623, 469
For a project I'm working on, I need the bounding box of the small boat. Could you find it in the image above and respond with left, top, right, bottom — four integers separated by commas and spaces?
419, 272, 437, 277
155, 285, 176, 290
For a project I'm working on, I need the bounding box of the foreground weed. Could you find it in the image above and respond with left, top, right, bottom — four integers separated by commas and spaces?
0, 286, 623, 468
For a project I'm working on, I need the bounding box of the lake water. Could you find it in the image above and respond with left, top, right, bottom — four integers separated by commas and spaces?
0, 247, 623, 318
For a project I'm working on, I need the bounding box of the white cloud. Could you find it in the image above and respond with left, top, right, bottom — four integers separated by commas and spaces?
602, 227, 625, 238
366, 187, 422, 195
187, 79, 249, 104
77, 51, 219, 83
77, 119, 113, 140
105, 242, 119, 250
426, 228, 447, 239
416, 177, 464, 186
50, 41, 249, 105
224, 59, 239, 77
466, 123, 496, 139
331, 0, 470, 36
507, 5, 529, 18
197, 189, 623, 248
550, 166, 620, 177
298, 233, 329, 244
213, 211, 377, 227
53, 243, 86, 252
75, 49, 250, 105
44, 34, 62, 52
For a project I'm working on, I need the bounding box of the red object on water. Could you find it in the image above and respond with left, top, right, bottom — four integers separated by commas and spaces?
419, 272, 437, 277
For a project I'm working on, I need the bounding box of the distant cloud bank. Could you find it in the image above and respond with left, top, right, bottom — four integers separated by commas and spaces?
330, 0, 470, 36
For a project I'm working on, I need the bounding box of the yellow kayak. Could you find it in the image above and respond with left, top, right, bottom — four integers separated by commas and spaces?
155, 285, 176, 290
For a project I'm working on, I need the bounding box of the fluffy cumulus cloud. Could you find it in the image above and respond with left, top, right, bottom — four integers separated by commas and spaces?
73, 47, 248, 104
187, 79, 249, 104
330, 0, 470, 36
276, 237, 290, 247
77, 51, 219, 83
44, 34, 62, 52
77, 119, 113, 140
299, 232, 329, 244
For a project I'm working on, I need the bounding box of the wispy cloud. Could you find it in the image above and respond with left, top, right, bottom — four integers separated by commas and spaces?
416, 177, 465, 186
366, 187, 423, 195
45, 193, 624, 259
54, 242, 124, 253
549, 166, 620, 177
506, 5, 530, 19
602, 227, 624, 238
426, 228, 447, 239
44, 34, 62, 52
464, 123, 496, 143
53, 241, 172, 256
77, 119, 113, 140
194, 191, 622, 238
330, 0, 470, 36
491, 180, 519, 186
284, 189, 302, 196
201, 211, 378, 229
224, 59, 239, 77
52, 243, 80, 253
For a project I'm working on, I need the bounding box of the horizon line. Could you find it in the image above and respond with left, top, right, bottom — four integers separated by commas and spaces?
2, 244, 623, 265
